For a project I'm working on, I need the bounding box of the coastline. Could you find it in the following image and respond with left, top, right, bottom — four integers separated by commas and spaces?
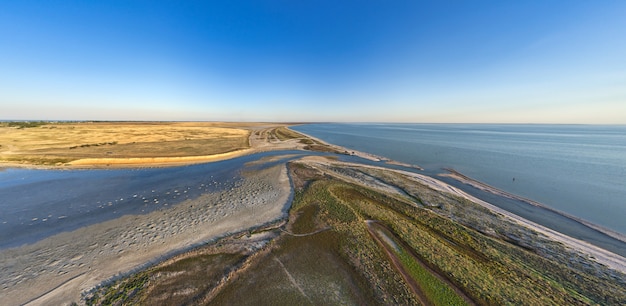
66, 148, 254, 168
0, 149, 254, 170
299, 157, 626, 274
288, 128, 626, 272
2, 123, 626, 304
440, 168, 626, 245
291, 125, 626, 257
5, 123, 625, 252
1, 124, 392, 170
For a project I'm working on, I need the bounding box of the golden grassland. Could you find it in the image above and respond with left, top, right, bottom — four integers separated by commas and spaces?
84, 159, 626, 305
0, 122, 360, 168
0, 121, 265, 166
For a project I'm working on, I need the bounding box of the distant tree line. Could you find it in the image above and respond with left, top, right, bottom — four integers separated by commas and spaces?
5, 121, 49, 129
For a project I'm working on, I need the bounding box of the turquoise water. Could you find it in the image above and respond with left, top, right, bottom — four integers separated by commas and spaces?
292, 124, 626, 235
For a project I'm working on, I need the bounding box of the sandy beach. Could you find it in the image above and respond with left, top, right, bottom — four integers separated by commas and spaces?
66, 149, 253, 168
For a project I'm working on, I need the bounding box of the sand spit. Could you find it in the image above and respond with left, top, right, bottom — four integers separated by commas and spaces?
299, 158, 626, 275
286, 127, 386, 162
0, 163, 291, 305
67, 149, 252, 168
440, 168, 626, 245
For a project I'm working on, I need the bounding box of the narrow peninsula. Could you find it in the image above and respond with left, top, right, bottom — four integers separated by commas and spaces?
0, 122, 624, 305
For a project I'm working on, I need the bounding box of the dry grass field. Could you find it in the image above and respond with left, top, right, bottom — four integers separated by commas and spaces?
0, 122, 257, 166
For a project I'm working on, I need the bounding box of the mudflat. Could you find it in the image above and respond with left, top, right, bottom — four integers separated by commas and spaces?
0, 161, 292, 305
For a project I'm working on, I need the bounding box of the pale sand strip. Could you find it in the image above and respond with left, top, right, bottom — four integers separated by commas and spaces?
440, 169, 626, 245
300, 158, 626, 274
0, 164, 291, 306
66, 149, 253, 167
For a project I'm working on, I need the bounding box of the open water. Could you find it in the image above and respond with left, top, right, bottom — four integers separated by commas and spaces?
292, 123, 626, 236
0, 151, 310, 249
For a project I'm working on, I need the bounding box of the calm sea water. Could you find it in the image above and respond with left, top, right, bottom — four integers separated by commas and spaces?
0, 151, 309, 249
292, 124, 626, 235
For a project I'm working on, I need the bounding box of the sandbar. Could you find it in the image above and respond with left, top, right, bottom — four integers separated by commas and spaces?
0, 162, 291, 305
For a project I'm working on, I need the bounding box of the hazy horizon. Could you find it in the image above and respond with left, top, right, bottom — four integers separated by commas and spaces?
2, 119, 626, 126
2, 1, 625, 124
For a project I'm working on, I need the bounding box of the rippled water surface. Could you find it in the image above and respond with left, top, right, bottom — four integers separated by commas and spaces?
293, 123, 626, 235
0, 151, 308, 249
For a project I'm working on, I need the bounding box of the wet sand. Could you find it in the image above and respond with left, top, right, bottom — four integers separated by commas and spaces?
0, 164, 291, 305
440, 168, 626, 245
435, 169, 626, 261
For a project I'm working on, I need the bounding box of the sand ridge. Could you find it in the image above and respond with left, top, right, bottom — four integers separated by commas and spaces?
67, 148, 252, 167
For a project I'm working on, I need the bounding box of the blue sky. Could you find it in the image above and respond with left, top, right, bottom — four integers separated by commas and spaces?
1, 1, 625, 123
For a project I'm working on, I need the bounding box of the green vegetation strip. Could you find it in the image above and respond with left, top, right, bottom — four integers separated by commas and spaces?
368, 221, 469, 305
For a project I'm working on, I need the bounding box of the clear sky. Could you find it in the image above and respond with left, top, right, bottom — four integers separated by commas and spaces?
1, 1, 625, 123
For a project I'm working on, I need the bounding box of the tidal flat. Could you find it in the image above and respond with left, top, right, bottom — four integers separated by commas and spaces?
85, 157, 626, 305
1, 123, 625, 305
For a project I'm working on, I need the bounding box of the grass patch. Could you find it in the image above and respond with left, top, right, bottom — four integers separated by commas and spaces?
2, 155, 74, 165
272, 127, 306, 141
211, 210, 380, 305
85, 252, 247, 305
369, 222, 469, 305
1, 122, 251, 165
289, 204, 319, 234
296, 162, 626, 305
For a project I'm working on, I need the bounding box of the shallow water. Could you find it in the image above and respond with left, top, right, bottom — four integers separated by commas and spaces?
0, 150, 307, 249
293, 123, 626, 236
